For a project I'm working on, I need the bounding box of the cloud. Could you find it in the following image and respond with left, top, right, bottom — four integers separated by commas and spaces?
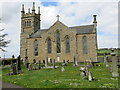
0, 1, 118, 58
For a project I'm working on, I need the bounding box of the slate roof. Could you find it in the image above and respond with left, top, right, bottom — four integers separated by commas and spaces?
30, 29, 48, 38
69, 24, 94, 34
29, 24, 95, 38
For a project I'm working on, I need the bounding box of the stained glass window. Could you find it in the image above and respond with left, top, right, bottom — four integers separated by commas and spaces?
34, 40, 38, 56
56, 31, 61, 53
66, 36, 70, 53
48, 38, 52, 53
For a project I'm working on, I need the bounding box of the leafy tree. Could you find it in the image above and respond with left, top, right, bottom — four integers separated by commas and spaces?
0, 19, 10, 52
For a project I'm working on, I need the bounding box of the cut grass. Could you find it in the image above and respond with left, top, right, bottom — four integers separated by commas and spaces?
2, 63, 118, 88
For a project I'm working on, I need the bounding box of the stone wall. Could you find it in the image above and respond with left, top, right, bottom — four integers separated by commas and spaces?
97, 56, 120, 62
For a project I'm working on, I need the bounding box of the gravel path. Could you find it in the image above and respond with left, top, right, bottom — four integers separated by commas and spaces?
1, 81, 23, 88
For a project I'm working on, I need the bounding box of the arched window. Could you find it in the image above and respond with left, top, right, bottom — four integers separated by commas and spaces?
47, 38, 52, 53
34, 40, 38, 56
56, 30, 61, 53
25, 21, 27, 27
29, 21, 31, 26
82, 36, 88, 54
28, 21, 31, 27
66, 36, 70, 53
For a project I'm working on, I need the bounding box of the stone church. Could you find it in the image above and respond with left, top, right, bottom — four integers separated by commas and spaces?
20, 3, 98, 63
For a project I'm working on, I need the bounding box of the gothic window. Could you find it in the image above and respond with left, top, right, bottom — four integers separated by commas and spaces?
66, 36, 70, 53
47, 38, 52, 53
27, 21, 29, 27
28, 21, 31, 27
34, 40, 38, 56
82, 36, 88, 54
25, 21, 27, 27
56, 30, 61, 53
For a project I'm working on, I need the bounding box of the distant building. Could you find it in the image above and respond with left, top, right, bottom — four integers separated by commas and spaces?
20, 3, 98, 63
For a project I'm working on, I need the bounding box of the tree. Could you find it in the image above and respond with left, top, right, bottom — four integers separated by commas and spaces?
0, 19, 10, 52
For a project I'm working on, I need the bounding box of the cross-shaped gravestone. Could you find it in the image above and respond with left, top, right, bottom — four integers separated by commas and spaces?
56, 15, 60, 21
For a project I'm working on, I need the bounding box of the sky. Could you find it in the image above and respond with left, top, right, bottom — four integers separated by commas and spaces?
0, 0, 119, 58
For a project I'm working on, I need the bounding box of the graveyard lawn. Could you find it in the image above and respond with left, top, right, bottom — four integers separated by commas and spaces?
2, 63, 119, 88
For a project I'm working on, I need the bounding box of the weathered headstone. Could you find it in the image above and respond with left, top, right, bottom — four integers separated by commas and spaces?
17, 55, 21, 73
63, 60, 65, 63
62, 60, 67, 66
111, 49, 119, 77
43, 60, 45, 64
104, 53, 109, 67
33, 59, 36, 63
66, 60, 69, 64
73, 57, 76, 67
25, 56, 28, 68
80, 71, 86, 76
62, 63, 67, 66
53, 59, 55, 69
61, 67, 65, 72
12, 63, 17, 75
88, 71, 94, 81
85, 66, 89, 76
45, 57, 48, 67
80, 67, 86, 76
33, 63, 35, 70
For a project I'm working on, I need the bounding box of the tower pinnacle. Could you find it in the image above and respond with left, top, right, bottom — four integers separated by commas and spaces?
93, 15, 97, 23
56, 15, 60, 21
32, 2, 35, 13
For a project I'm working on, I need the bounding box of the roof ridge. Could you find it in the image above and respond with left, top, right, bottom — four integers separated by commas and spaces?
69, 24, 94, 28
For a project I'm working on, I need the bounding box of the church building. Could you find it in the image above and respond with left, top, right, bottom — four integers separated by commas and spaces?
20, 3, 98, 63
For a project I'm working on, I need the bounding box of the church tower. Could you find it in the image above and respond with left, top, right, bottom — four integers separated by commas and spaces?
20, 2, 41, 60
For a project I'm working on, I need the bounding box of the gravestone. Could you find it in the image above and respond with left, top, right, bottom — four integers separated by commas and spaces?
28, 63, 31, 71
25, 56, 28, 68
17, 55, 21, 73
12, 63, 17, 75
63, 60, 65, 63
53, 59, 55, 69
61, 67, 65, 72
85, 66, 89, 76
73, 57, 76, 67
66, 60, 69, 64
33, 59, 36, 63
62, 63, 67, 66
80, 67, 86, 76
50, 59, 53, 65
111, 49, 119, 77
45, 57, 48, 67
80, 71, 86, 76
104, 53, 108, 67
62, 60, 67, 66
88, 71, 94, 81
43, 60, 45, 64
38, 61, 41, 69
33, 63, 35, 70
